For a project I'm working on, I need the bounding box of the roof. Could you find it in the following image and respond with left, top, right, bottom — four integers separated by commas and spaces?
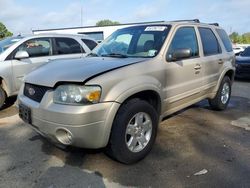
32, 21, 165, 32
33, 19, 221, 33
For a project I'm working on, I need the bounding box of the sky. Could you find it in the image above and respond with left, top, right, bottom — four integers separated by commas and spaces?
0, 0, 249, 35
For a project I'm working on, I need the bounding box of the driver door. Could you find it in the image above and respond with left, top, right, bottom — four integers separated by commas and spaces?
163, 26, 204, 114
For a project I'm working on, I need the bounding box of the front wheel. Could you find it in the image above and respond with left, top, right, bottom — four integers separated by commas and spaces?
0, 86, 6, 109
106, 99, 159, 164
209, 76, 231, 111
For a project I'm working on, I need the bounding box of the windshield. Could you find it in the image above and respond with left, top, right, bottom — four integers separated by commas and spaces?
92, 25, 171, 58
0, 36, 23, 53
241, 47, 250, 57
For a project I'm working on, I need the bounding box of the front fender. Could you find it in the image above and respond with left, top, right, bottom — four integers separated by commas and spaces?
102, 75, 163, 104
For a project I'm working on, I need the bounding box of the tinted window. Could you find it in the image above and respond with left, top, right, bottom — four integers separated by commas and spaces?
199, 28, 221, 56
81, 39, 97, 50
55, 38, 83, 55
216, 29, 233, 52
241, 47, 250, 57
17, 38, 51, 58
167, 27, 199, 59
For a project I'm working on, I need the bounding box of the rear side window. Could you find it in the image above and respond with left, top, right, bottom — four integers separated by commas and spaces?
216, 29, 233, 52
55, 38, 83, 55
81, 39, 97, 50
199, 28, 221, 56
167, 27, 199, 58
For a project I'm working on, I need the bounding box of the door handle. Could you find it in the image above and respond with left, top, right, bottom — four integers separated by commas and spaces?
218, 59, 224, 64
194, 64, 201, 70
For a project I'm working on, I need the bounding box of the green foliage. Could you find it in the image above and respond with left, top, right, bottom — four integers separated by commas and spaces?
96, 19, 120, 27
0, 22, 13, 40
229, 32, 250, 44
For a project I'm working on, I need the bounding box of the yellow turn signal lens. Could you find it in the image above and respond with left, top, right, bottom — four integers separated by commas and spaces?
86, 90, 101, 103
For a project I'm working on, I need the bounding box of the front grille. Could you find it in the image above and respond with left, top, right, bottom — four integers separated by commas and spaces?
24, 83, 52, 103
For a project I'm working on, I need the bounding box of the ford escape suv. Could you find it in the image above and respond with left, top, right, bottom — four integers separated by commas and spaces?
18, 19, 235, 164
0, 34, 97, 108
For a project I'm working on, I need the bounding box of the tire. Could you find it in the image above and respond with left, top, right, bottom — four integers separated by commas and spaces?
209, 76, 231, 111
0, 86, 6, 109
106, 98, 159, 164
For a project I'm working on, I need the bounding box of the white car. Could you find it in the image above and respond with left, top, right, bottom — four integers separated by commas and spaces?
233, 46, 245, 55
0, 34, 97, 108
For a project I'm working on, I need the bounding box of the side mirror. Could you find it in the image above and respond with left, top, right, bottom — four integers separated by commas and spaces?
167, 48, 192, 62
15, 51, 29, 59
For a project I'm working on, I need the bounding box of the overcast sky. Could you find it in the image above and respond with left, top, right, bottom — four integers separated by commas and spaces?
0, 0, 249, 35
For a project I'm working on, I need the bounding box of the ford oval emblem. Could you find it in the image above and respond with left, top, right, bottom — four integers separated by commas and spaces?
28, 87, 35, 96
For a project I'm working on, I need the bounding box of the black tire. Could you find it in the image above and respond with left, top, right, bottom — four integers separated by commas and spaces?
0, 86, 6, 109
209, 76, 231, 111
106, 98, 159, 164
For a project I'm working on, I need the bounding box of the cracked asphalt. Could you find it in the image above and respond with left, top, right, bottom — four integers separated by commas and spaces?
0, 80, 250, 188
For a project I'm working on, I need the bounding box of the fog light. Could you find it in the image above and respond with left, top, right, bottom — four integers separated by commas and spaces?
55, 128, 73, 145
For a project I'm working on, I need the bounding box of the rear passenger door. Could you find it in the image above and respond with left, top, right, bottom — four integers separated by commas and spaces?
164, 26, 203, 111
51, 37, 85, 61
198, 27, 223, 91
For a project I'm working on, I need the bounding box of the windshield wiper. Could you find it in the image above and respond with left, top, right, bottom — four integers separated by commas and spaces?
101, 53, 128, 58
87, 52, 99, 57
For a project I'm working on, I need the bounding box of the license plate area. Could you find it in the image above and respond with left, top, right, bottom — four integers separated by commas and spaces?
19, 104, 32, 124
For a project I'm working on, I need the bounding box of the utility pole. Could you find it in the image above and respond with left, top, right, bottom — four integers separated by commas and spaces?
81, 6, 83, 26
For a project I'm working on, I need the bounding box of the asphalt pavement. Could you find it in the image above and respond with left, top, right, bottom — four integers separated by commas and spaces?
0, 80, 249, 188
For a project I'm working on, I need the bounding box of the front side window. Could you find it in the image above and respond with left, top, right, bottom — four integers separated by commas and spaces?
17, 38, 51, 58
199, 27, 221, 56
55, 38, 83, 55
167, 27, 199, 59
216, 29, 233, 52
93, 25, 171, 58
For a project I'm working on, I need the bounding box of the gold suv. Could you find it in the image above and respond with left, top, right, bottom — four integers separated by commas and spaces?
18, 19, 235, 164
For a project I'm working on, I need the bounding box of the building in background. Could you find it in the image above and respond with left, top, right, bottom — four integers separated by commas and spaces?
33, 21, 164, 42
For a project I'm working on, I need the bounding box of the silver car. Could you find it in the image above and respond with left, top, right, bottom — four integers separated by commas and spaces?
0, 34, 97, 108
18, 20, 235, 164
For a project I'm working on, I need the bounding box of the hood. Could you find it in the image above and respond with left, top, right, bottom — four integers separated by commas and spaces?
25, 57, 146, 87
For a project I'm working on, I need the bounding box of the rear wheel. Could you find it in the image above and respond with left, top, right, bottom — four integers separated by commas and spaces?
209, 76, 231, 111
106, 99, 159, 164
0, 86, 6, 109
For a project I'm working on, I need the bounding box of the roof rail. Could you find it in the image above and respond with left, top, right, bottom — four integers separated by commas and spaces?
171, 19, 200, 23
209, 23, 219, 26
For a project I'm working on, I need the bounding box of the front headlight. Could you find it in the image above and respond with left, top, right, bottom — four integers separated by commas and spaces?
53, 85, 101, 105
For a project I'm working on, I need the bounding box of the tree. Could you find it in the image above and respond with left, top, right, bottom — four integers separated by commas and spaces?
229, 32, 250, 44
229, 32, 240, 43
96, 19, 120, 27
0, 22, 13, 40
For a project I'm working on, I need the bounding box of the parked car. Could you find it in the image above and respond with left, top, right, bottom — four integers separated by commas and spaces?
233, 46, 245, 56
0, 34, 98, 108
235, 47, 250, 79
18, 19, 235, 164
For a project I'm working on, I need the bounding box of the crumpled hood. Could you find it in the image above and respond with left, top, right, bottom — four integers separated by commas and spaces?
25, 57, 146, 87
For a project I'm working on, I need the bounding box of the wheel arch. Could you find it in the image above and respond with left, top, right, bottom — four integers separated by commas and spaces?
0, 77, 9, 97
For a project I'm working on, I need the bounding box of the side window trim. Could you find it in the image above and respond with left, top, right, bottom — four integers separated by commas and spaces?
198, 27, 222, 56
166, 26, 200, 61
